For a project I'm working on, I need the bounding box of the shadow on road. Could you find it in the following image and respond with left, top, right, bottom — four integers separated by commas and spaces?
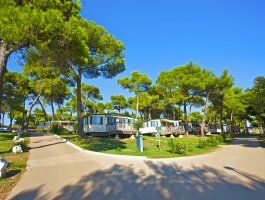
11, 162, 265, 200
230, 135, 264, 148
29, 141, 67, 150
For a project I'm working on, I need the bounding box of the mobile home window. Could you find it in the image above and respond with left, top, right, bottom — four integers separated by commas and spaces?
119, 118, 126, 123
151, 121, 157, 127
107, 117, 116, 125
90, 116, 103, 125
128, 119, 134, 125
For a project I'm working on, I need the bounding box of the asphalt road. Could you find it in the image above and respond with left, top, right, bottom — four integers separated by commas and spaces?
7, 133, 265, 200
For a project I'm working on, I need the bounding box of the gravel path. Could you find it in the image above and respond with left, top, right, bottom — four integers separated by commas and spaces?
7, 134, 265, 200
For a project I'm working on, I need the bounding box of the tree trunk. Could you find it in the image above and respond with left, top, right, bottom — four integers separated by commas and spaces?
57, 104, 65, 120
9, 110, 13, 127
230, 112, 234, 133
21, 100, 26, 130
24, 91, 43, 132
38, 99, 47, 121
183, 99, 188, 134
172, 105, 176, 120
136, 95, 139, 118
220, 108, 223, 132
201, 93, 210, 136
245, 120, 248, 134
76, 68, 85, 137
149, 108, 152, 120
51, 99, 55, 121
0, 40, 10, 122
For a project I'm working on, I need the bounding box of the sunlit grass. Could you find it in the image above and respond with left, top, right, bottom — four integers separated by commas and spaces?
0, 132, 29, 200
60, 134, 226, 158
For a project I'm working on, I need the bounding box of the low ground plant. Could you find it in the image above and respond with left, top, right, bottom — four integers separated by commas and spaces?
48, 123, 68, 135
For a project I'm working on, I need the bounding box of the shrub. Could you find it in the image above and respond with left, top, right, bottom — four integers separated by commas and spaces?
207, 136, 218, 147
168, 139, 192, 154
36, 126, 47, 132
116, 147, 122, 152
168, 138, 177, 153
197, 139, 207, 148
221, 132, 234, 141
72, 123, 79, 134
48, 123, 68, 135
211, 134, 224, 143
175, 143, 191, 154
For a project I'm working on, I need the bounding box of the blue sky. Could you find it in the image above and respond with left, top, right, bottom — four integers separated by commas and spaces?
79, 0, 265, 101
7, 0, 265, 103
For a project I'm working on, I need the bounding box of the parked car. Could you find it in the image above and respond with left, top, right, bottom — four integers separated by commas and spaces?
0, 126, 8, 132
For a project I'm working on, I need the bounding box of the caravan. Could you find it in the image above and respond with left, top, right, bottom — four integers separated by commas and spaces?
140, 119, 185, 135
83, 114, 137, 136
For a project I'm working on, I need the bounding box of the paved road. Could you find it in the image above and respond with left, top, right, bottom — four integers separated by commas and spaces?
8, 134, 265, 200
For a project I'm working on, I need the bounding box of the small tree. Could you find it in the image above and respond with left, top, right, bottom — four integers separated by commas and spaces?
133, 118, 144, 136
118, 71, 152, 117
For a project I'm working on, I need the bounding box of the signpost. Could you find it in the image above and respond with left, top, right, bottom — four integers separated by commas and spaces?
156, 127, 161, 151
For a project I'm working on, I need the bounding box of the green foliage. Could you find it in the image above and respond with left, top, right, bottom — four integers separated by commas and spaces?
206, 136, 218, 147
197, 139, 208, 149
249, 76, 265, 125
168, 139, 192, 154
118, 71, 152, 117
36, 126, 47, 133
133, 119, 144, 134
189, 112, 203, 123
110, 95, 128, 113
197, 135, 224, 149
48, 123, 68, 135
168, 138, 177, 153
72, 123, 79, 134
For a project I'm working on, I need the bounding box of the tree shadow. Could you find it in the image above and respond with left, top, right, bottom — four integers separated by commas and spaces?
11, 185, 50, 200
14, 162, 264, 200
59, 162, 265, 200
5, 169, 21, 178
29, 141, 67, 150
77, 138, 127, 152
229, 135, 264, 148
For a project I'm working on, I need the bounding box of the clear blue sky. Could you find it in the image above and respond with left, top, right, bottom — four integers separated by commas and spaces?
7, 0, 265, 103
79, 0, 265, 101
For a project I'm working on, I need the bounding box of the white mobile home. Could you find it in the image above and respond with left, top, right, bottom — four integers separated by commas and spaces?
140, 119, 185, 135
83, 114, 137, 136
208, 124, 228, 133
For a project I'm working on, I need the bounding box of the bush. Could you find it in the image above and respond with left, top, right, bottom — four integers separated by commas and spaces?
176, 143, 191, 154
72, 123, 79, 134
206, 136, 218, 147
168, 139, 192, 154
36, 126, 47, 132
197, 139, 208, 148
221, 132, 234, 141
48, 123, 68, 135
168, 138, 177, 153
211, 134, 224, 143
198, 135, 224, 148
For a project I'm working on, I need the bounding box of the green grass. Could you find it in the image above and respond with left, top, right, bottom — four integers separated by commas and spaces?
60, 134, 227, 158
0, 132, 29, 200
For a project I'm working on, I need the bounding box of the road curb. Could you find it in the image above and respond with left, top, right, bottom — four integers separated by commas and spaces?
53, 134, 148, 159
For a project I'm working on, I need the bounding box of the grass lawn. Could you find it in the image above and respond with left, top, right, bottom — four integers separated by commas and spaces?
60, 134, 227, 159
0, 132, 29, 200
